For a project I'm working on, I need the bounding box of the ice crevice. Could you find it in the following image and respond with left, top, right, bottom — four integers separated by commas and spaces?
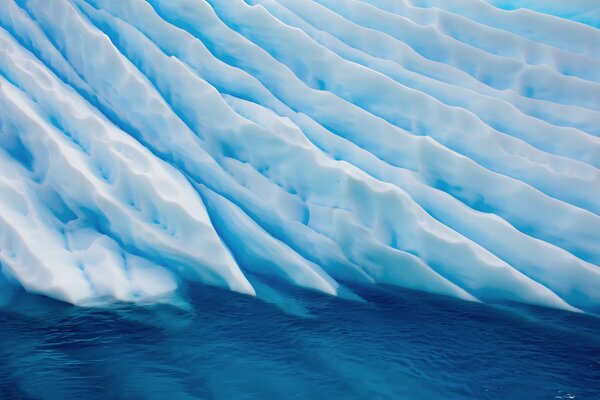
0, 0, 598, 313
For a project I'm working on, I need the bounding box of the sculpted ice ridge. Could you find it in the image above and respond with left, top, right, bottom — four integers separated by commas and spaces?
0, 0, 598, 312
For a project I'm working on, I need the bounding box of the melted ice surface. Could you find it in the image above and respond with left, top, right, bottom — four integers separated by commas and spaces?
0, 0, 598, 312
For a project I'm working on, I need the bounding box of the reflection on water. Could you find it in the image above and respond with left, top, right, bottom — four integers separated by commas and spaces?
0, 280, 598, 400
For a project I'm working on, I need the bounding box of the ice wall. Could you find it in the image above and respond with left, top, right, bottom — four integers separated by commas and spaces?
0, 0, 598, 312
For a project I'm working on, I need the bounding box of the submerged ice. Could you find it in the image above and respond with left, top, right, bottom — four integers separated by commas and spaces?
0, 0, 599, 312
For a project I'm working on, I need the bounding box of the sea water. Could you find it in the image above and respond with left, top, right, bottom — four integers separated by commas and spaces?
1, 282, 598, 399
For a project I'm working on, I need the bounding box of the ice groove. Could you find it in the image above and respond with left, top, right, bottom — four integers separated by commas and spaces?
244, 0, 600, 166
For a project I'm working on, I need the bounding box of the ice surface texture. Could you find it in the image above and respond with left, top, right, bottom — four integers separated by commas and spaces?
0, 0, 598, 312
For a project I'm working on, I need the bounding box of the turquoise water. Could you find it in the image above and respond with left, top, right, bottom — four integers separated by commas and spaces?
0, 282, 598, 399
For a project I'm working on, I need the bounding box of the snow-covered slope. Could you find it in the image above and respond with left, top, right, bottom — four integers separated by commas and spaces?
0, 0, 598, 312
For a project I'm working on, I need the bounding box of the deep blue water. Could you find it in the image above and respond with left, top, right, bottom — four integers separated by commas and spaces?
0, 281, 598, 400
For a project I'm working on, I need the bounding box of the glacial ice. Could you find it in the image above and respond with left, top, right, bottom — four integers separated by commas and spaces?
0, 0, 598, 312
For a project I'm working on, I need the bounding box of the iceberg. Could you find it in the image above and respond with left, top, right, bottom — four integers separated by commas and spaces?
0, 0, 598, 312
